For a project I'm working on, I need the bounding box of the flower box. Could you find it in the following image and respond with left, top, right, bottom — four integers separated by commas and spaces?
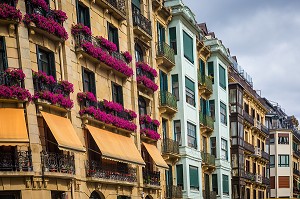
0, 3, 22, 24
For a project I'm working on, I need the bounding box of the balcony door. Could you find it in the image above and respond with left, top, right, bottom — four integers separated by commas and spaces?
165, 165, 173, 198
204, 173, 210, 199
160, 70, 168, 92
199, 59, 205, 77
157, 22, 165, 44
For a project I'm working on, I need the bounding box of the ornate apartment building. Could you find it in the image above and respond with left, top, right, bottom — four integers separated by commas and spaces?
228, 57, 270, 199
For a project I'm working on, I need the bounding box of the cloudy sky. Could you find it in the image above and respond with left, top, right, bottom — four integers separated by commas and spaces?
183, 0, 300, 118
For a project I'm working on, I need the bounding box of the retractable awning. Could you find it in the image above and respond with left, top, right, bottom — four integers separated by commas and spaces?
0, 108, 29, 145
86, 125, 145, 166
41, 111, 85, 152
142, 142, 168, 169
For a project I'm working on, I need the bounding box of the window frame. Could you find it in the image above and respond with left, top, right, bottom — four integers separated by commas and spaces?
187, 122, 197, 149
0, 37, 8, 71
107, 22, 119, 52
221, 138, 228, 161
82, 67, 96, 96
76, 1, 90, 28
212, 174, 218, 194
37, 46, 56, 79
172, 74, 179, 101
219, 65, 226, 90
222, 174, 229, 195
185, 77, 195, 107
183, 30, 194, 64
189, 166, 199, 190
112, 82, 123, 105
278, 155, 289, 167
174, 120, 182, 146
211, 137, 216, 158
220, 102, 227, 125
169, 27, 177, 55
176, 164, 184, 188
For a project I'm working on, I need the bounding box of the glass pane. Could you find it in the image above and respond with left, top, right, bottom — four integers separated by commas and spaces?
183, 31, 194, 63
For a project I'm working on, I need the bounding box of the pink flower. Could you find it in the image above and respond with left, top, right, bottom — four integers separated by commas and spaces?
137, 76, 158, 92
139, 114, 160, 127
0, 85, 31, 101
59, 80, 74, 94
136, 62, 158, 77
5, 68, 25, 82
122, 51, 132, 63
34, 91, 73, 109
32, 70, 56, 85
0, 3, 22, 22
103, 99, 123, 112
71, 23, 92, 36
97, 36, 117, 52
29, 0, 49, 12
140, 128, 160, 140
51, 10, 68, 23
77, 92, 97, 103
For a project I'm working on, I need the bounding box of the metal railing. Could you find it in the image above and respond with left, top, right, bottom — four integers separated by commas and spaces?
143, 170, 160, 186
0, 150, 32, 172
294, 169, 300, 176
262, 177, 270, 185
243, 111, 254, 125
106, 0, 126, 16
86, 160, 137, 182
261, 150, 269, 160
159, 91, 177, 110
162, 138, 179, 155
41, 151, 75, 174
132, 6, 152, 36
157, 42, 175, 64
244, 171, 255, 181
201, 151, 215, 166
1, 0, 16, 7
33, 75, 70, 97
136, 67, 155, 81
0, 71, 23, 87
166, 185, 182, 198
199, 111, 214, 130
198, 73, 213, 93
244, 141, 255, 153
294, 150, 300, 157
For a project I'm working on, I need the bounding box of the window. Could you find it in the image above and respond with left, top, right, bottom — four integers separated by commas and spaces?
108, 23, 119, 51
169, 27, 177, 54
76, 1, 90, 27
278, 134, 289, 144
187, 122, 197, 149
37, 47, 56, 78
132, 0, 140, 9
138, 97, 147, 115
176, 164, 183, 188
112, 83, 123, 105
219, 65, 226, 90
189, 166, 199, 190
253, 190, 256, 199
135, 43, 143, 62
278, 155, 289, 167
221, 139, 228, 160
220, 102, 227, 125
293, 142, 298, 151
185, 77, 195, 106
160, 70, 168, 92
270, 134, 274, 144
172, 74, 179, 100
212, 174, 218, 194
222, 174, 229, 195
208, 61, 214, 84
0, 37, 7, 71
174, 120, 181, 146
244, 103, 249, 114
157, 22, 165, 44
209, 100, 215, 120
183, 30, 194, 63
246, 160, 250, 172
211, 137, 216, 158
82, 68, 96, 95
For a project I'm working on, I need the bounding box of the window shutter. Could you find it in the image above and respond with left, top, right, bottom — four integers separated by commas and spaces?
85, 6, 91, 28
49, 52, 56, 80
81, 67, 85, 91
36, 46, 41, 71
162, 26, 166, 43
76, 0, 79, 24
90, 72, 96, 96
176, 164, 183, 187
183, 31, 194, 63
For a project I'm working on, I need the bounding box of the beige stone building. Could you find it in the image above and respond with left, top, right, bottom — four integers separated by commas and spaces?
0, 0, 177, 198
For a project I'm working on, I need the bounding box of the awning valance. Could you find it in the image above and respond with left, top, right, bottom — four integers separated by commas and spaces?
142, 142, 168, 169
41, 111, 85, 152
86, 125, 145, 166
0, 108, 29, 145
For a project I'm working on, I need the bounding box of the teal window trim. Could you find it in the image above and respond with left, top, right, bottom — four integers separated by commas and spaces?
176, 164, 184, 188
222, 174, 229, 195
219, 64, 226, 90
183, 30, 194, 64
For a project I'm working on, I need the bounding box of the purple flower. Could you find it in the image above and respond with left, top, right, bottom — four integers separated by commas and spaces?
103, 99, 124, 112
139, 114, 160, 127
122, 51, 132, 63
0, 85, 31, 101
34, 91, 74, 109
140, 128, 160, 140
28, 0, 49, 12
136, 62, 158, 77
137, 75, 158, 92
59, 80, 74, 94
0, 3, 22, 22
71, 23, 92, 36
97, 36, 117, 52
5, 68, 25, 82
77, 92, 97, 103
32, 70, 57, 85
50, 10, 68, 23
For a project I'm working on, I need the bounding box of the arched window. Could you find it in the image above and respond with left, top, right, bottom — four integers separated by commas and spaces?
135, 43, 143, 62
138, 97, 147, 116
89, 191, 103, 199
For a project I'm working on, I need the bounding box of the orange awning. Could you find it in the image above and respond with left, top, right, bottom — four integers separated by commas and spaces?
0, 108, 29, 145
142, 142, 168, 169
41, 111, 85, 152
86, 125, 145, 166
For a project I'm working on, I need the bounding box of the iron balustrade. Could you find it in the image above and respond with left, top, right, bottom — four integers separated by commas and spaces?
261, 150, 269, 160
244, 171, 255, 181
106, 0, 126, 16
294, 150, 300, 157
166, 185, 182, 198
33, 76, 70, 97
0, 71, 23, 87
86, 160, 137, 182
132, 6, 152, 36
143, 170, 160, 186
198, 73, 213, 93
162, 138, 179, 155
159, 91, 177, 110
199, 111, 214, 130
261, 124, 269, 135
243, 110, 254, 125
262, 177, 270, 185
294, 169, 300, 176
244, 141, 255, 153
41, 151, 75, 174
0, 150, 32, 172
201, 151, 215, 166
74, 32, 127, 63
157, 42, 175, 64
2, 0, 16, 7
140, 122, 158, 133
136, 67, 155, 81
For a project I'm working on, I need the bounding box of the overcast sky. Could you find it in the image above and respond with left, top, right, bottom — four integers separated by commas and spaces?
183, 0, 300, 119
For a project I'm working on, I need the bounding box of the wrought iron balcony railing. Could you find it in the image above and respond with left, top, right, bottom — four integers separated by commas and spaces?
157, 42, 175, 64
0, 71, 23, 87
262, 177, 270, 185
198, 73, 213, 93
33, 76, 70, 97
199, 112, 214, 130
1, 0, 16, 7
41, 151, 75, 174
294, 150, 300, 157
243, 110, 254, 125
159, 91, 177, 110
106, 0, 126, 16
132, 6, 152, 36
162, 138, 179, 155
244, 171, 255, 181
136, 67, 155, 81
0, 150, 32, 172
294, 169, 300, 176
201, 151, 215, 166
86, 160, 137, 182
143, 170, 160, 186
166, 185, 182, 198
244, 141, 255, 153
261, 150, 269, 160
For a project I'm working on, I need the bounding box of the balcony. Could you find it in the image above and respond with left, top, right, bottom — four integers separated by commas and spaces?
166, 185, 182, 199
132, 6, 152, 42
156, 42, 175, 71
254, 147, 262, 157
201, 151, 215, 172
198, 73, 213, 99
162, 138, 180, 161
261, 124, 269, 135
261, 150, 269, 161
86, 160, 137, 186
262, 177, 270, 185
199, 112, 214, 135
94, 0, 126, 20
41, 151, 75, 178
255, 174, 262, 184
294, 150, 300, 158
203, 191, 217, 199
244, 171, 255, 181
243, 111, 254, 125
294, 169, 300, 176
136, 65, 158, 93
159, 91, 177, 115
143, 170, 160, 188
253, 120, 269, 137
244, 141, 255, 153
0, 0, 21, 31
0, 150, 33, 176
